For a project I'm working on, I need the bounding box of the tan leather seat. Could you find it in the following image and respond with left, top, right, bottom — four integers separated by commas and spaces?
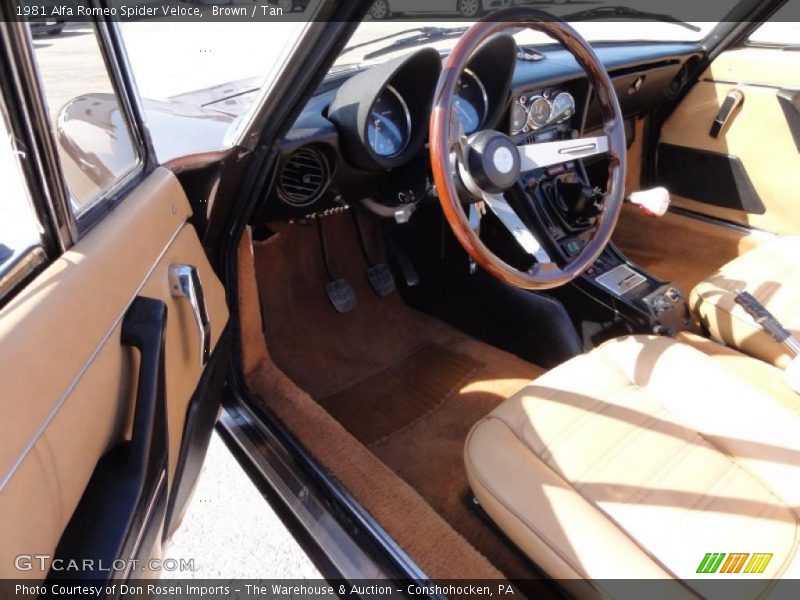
465, 335, 800, 595
691, 236, 800, 368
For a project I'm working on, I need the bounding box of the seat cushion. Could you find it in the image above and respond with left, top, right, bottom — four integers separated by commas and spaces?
465, 336, 800, 595
690, 236, 800, 368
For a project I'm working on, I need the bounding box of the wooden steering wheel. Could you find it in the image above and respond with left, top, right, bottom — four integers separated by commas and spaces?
429, 8, 626, 290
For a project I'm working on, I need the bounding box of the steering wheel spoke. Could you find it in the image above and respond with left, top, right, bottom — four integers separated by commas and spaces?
517, 134, 610, 171
482, 193, 552, 265
429, 9, 626, 290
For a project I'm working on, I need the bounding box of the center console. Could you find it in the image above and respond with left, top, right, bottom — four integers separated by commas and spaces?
547, 239, 691, 346
582, 244, 690, 335
504, 84, 690, 346
518, 127, 691, 345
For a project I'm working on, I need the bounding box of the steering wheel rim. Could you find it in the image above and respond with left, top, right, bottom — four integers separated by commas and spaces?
429, 8, 626, 290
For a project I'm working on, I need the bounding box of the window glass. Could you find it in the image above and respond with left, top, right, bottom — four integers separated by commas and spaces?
748, 1, 800, 46
31, 24, 140, 216
0, 103, 43, 295
749, 24, 800, 46
119, 21, 310, 158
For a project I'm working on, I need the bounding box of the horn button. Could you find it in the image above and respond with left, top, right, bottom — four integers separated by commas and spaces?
463, 130, 521, 194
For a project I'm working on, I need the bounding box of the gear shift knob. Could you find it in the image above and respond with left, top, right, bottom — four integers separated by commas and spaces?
628, 187, 670, 217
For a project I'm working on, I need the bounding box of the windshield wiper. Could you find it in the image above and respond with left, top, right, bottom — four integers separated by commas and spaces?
561, 5, 701, 32
340, 26, 468, 61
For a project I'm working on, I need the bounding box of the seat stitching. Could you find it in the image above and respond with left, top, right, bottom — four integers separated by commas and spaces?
572, 385, 659, 492
578, 342, 800, 574
465, 419, 596, 581
486, 339, 800, 580
528, 381, 608, 464
597, 340, 800, 511
534, 370, 627, 465
468, 416, 688, 584
624, 432, 706, 506
536, 395, 614, 466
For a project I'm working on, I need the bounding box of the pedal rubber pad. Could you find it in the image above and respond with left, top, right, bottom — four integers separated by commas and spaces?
366, 263, 396, 298
326, 279, 357, 313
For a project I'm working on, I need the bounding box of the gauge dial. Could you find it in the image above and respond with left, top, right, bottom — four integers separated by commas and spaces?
550, 92, 575, 123
510, 103, 528, 135
528, 96, 551, 129
367, 85, 411, 157
453, 69, 488, 135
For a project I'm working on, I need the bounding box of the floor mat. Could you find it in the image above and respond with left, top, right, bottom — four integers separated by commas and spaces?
320, 344, 481, 446
252, 215, 547, 582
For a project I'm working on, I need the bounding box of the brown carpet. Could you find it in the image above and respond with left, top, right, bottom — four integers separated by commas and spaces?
248, 215, 548, 582
612, 204, 764, 299
238, 228, 505, 581
320, 344, 481, 446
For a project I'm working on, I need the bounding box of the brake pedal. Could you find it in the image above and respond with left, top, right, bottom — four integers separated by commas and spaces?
317, 218, 356, 313
326, 279, 357, 314
365, 263, 395, 298
351, 212, 396, 297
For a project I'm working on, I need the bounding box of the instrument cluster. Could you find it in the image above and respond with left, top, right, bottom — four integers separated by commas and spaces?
366, 68, 489, 158
509, 88, 576, 136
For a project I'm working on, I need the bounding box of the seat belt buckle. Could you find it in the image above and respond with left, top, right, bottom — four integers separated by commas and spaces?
734, 290, 800, 356
735, 289, 800, 394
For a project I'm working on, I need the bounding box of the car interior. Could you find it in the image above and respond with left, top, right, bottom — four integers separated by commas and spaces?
2, 3, 799, 594
231, 10, 800, 595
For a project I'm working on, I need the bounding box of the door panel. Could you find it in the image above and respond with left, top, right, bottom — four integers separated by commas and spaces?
658, 48, 800, 234
0, 168, 228, 579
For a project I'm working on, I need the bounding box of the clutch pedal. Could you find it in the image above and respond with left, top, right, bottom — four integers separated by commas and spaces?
317, 218, 356, 314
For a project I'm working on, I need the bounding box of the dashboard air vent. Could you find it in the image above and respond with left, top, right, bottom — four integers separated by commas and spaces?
666, 63, 689, 99
278, 147, 331, 207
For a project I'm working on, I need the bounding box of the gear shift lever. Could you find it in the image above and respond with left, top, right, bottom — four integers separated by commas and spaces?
627, 187, 670, 217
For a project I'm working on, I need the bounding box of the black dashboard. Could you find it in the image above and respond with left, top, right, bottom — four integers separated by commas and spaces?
255, 38, 702, 224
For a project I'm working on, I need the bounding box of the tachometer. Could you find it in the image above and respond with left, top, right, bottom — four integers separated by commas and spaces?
453, 68, 488, 135
528, 96, 551, 129
367, 85, 411, 157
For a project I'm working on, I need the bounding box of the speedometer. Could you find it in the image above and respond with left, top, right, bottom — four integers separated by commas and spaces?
453, 69, 488, 135
367, 85, 411, 157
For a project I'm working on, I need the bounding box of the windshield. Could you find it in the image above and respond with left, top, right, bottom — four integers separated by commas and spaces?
337, 0, 742, 67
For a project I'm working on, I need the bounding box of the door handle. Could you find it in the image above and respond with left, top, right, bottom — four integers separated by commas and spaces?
169, 264, 211, 364
710, 89, 744, 138
50, 297, 169, 582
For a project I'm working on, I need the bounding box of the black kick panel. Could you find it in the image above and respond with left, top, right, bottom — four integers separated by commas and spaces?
656, 143, 766, 215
